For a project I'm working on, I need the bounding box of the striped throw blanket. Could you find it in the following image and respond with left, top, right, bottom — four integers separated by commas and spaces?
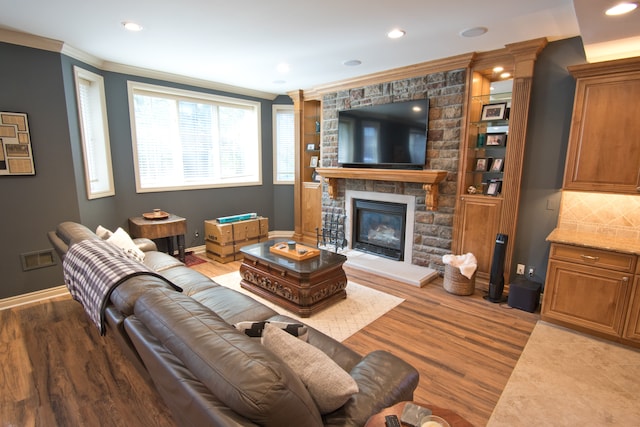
63, 239, 182, 335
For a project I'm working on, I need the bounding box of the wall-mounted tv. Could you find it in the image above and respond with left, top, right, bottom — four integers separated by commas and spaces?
337, 99, 429, 169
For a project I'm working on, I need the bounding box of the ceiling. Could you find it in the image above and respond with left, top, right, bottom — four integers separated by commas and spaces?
0, 0, 638, 97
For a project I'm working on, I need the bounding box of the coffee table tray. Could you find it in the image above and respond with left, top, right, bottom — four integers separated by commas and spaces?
269, 242, 320, 261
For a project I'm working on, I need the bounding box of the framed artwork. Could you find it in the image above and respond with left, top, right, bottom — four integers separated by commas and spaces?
490, 158, 504, 172
475, 158, 488, 171
480, 103, 508, 121
486, 132, 507, 146
306, 143, 316, 151
0, 112, 35, 176
310, 155, 319, 167
486, 180, 502, 196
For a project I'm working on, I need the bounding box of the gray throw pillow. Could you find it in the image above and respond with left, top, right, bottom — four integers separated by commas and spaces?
261, 323, 358, 414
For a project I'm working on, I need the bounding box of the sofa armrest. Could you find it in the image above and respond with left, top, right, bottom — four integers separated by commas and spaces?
323, 350, 419, 427
133, 237, 157, 252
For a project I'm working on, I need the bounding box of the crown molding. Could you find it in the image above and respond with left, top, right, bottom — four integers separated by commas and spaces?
0, 27, 278, 101
100, 61, 278, 100
0, 27, 64, 53
302, 52, 475, 99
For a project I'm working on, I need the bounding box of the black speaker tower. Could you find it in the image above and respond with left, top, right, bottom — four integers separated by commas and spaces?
485, 233, 508, 303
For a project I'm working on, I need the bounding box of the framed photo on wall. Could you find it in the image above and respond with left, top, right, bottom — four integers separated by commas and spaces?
480, 103, 507, 121
486, 132, 507, 146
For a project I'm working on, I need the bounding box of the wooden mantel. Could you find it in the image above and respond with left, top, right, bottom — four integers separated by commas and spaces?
315, 167, 448, 211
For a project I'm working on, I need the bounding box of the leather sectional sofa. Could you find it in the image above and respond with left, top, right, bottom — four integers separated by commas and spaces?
48, 221, 419, 426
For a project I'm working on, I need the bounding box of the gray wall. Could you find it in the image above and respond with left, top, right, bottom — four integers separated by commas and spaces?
512, 36, 586, 286
0, 43, 79, 298
0, 42, 293, 299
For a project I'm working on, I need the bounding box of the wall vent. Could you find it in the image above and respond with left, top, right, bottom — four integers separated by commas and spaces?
20, 249, 56, 271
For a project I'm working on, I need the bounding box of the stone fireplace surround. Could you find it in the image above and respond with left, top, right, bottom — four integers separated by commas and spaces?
318, 69, 466, 279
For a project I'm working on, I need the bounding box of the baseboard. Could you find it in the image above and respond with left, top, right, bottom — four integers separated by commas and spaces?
268, 230, 294, 239
0, 285, 68, 311
189, 244, 206, 254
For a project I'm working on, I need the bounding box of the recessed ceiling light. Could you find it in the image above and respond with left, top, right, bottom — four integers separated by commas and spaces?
387, 29, 406, 39
459, 26, 488, 38
500, 72, 511, 79
493, 66, 504, 73
343, 59, 362, 67
122, 21, 143, 32
605, 2, 638, 15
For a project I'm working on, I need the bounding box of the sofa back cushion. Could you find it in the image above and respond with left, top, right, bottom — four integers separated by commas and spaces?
133, 288, 323, 427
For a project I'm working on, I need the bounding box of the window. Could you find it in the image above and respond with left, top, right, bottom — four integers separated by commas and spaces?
127, 81, 261, 192
273, 105, 294, 184
74, 66, 114, 199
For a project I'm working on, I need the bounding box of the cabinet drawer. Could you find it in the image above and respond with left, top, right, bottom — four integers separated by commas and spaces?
550, 243, 636, 273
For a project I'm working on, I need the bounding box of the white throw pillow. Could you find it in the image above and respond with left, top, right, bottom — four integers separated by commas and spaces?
261, 323, 358, 413
106, 227, 145, 262
95, 225, 113, 240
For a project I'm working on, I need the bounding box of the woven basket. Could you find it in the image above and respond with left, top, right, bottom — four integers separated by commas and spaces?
443, 264, 476, 296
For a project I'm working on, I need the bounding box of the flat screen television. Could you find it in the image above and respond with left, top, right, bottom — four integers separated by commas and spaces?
337, 99, 429, 169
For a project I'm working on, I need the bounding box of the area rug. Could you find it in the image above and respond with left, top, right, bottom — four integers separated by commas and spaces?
212, 271, 404, 342
488, 321, 640, 426
175, 251, 206, 267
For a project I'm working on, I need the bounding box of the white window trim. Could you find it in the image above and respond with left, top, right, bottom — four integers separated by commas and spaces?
73, 66, 115, 199
127, 81, 262, 193
273, 104, 295, 185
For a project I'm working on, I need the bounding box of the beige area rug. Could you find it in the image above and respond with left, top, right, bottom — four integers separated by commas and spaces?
488, 321, 640, 426
212, 271, 404, 342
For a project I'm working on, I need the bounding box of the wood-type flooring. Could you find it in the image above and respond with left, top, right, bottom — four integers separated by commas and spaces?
0, 255, 539, 426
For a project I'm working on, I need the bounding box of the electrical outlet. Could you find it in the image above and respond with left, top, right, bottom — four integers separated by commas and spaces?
528, 266, 535, 278
516, 264, 525, 275
194, 230, 199, 238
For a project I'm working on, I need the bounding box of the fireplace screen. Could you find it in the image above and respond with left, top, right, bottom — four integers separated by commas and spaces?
352, 199, 407, 261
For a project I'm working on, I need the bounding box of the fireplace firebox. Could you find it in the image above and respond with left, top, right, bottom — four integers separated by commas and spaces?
352, 199, 407, 261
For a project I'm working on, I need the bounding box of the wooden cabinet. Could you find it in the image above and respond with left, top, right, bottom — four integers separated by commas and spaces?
542, 243, 639, 346
456, 196, 502, 280
563, 57, 640, 194
290, 91, 322, 245
623, 276, 640, 342
453, 39, 547, 287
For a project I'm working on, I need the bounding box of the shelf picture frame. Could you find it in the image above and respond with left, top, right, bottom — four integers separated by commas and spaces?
486, 132, 507, 146
480, 102, 508, 121
485, 179, 502, 196
475, 158, 488, 171
310, 155, 319, 167
306, 143, 316, 151
490, 157, 504, 172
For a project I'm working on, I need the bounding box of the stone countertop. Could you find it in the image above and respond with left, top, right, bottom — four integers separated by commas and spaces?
547, 228, 640, 256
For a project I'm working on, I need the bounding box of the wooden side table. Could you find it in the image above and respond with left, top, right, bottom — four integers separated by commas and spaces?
128, 214, 187, 262
365, 401, 474, 427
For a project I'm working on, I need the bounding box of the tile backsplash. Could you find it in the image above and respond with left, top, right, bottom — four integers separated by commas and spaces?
558, 191, 640, 241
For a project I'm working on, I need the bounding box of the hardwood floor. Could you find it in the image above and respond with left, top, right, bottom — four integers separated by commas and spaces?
0, 256, 539, 426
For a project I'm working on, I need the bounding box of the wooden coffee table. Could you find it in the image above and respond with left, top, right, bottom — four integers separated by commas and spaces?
239, 240, 348, 317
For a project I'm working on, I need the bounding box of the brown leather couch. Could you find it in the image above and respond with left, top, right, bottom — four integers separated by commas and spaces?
48, 221, 419, 426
